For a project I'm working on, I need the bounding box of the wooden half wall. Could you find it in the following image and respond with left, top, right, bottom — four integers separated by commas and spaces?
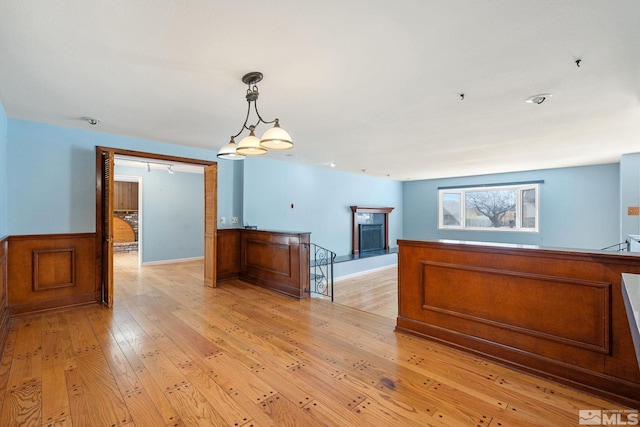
7, 233, 98, 316
396, 239, 640, 407
217, 228, 311, 299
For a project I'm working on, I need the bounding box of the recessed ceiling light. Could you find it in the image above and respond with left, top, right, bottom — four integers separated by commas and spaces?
82, 116, 102, 125
525, 93, 552, 105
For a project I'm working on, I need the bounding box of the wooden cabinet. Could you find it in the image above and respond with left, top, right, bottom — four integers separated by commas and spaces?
114, 181, 138, 211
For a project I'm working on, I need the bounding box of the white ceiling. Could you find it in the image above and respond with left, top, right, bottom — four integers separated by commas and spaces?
1, 1, 638, 181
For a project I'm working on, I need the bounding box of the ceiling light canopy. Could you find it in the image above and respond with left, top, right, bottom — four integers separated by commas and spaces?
526, 93, 552, 105
217, 72, 293, 160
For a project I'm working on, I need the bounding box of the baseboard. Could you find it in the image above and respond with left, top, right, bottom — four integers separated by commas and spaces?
142, 256, 204, 266
8, 293, 99, 317
334, 264, 396, 282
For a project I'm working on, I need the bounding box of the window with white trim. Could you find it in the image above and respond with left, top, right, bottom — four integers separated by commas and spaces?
438, 183, 539, 232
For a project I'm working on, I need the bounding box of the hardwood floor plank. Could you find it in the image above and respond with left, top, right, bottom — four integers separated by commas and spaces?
337, 370, 459, 426
286, 361, 367, 411
139, 349, 189, 392
259, 393, 325, 427
301, 398, 374, 427
164, 382, 230, 427
251, 365, 315, 409
177, 361, 253, 427
133, 367, 186, 427
41, 364, 70, 426
5, 349, 41, 392
65, 380, 94, 427
77, 347, 132, 426
123, 387, 173, 427
110, 307, 161, 364
203, 351, 276, 403
334, 266, 398, 319
0, 381, 41, 426
222, 386, 280, 427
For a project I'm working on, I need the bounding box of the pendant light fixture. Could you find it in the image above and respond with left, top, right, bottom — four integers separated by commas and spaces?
217, 72, 293, 160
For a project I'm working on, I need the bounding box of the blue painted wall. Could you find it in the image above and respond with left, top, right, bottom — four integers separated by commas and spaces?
218, 160, 244, 230
0, 101, 7, 237
115, 165, 203, 263
5, 119, 238, 236
243, 157, 403, 256
620, 153, 640, 242
403, 163, 620, 250
3, 118, 632, 257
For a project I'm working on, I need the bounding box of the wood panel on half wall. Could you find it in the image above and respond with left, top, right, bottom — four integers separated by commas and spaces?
216, 228, 311, 300
396, 239, 640, 408
7, 233, 98, 315
0, 237, 8, 351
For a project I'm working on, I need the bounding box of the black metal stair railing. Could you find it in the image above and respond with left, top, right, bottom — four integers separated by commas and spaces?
309, 243, 336, 301
601, 240, 630, 251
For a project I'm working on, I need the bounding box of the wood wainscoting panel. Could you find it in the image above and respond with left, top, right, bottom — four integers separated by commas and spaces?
396, 239, 640, 408
239, 229, 310, 300
32, 248, 75, 291
8, 233, 98, 315
216, 228, 240, 282
244, 239, 292, 276
0, 238, 9, 354
420, 261, 611, 354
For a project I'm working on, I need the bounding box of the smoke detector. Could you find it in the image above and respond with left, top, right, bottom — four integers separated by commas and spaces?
525, 93, 552, 105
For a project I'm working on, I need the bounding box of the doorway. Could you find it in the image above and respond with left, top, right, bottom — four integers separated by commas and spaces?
113, 175, 142, 267
95, 147, 218, 307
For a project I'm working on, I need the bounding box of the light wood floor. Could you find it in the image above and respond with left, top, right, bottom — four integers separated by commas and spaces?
0, 254, 628, 426
334, 267, 398, 320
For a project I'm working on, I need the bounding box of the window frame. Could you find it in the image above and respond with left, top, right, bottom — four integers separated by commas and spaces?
438, 183, 540, 232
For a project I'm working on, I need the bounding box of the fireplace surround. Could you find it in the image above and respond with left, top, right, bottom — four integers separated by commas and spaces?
350, 206, 394, 255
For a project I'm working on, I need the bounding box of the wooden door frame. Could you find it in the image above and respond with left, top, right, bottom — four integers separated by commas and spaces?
95, 146, 218, 306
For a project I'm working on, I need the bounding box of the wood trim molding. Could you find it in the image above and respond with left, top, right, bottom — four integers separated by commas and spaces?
32, 248, 76, 291
350, 206, 394, 254
95, 146, 218, 300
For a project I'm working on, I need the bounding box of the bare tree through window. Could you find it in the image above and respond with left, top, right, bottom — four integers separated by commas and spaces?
465, 190, 517, 228
439, 183, 538, 231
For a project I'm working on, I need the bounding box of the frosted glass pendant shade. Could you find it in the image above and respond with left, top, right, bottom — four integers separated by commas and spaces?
260, 122, 293, 150
236, 132, 267, 156
217, 138, 245, 160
